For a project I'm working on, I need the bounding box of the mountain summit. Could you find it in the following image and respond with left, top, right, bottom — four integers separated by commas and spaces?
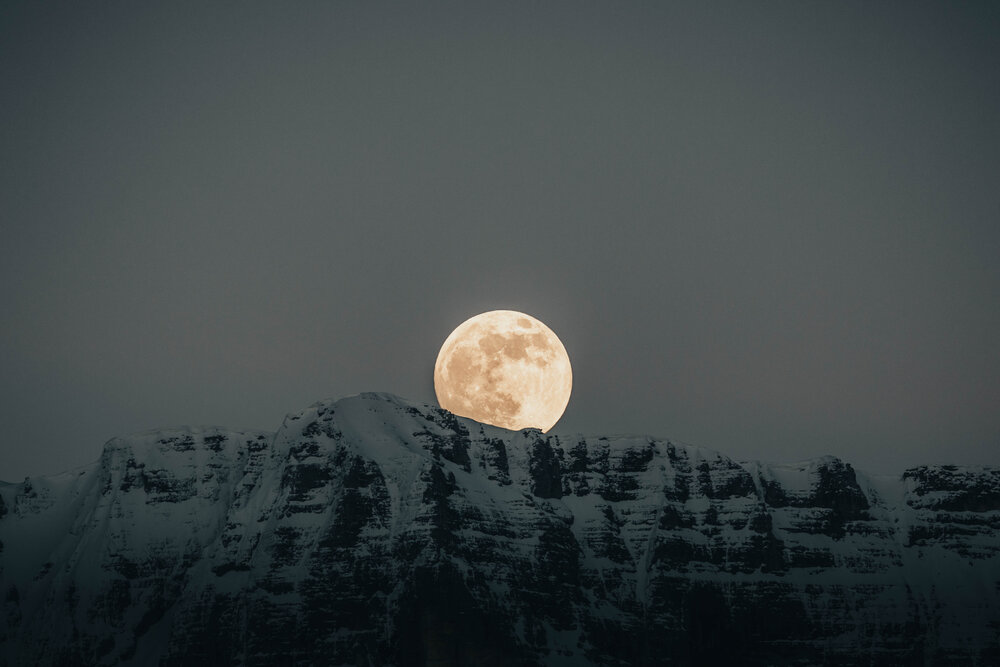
2, 393, 998, 665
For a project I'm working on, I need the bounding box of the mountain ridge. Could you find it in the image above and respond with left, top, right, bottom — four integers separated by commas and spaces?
2, 392, 998, 665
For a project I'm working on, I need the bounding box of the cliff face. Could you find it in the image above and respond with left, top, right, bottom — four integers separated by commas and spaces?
2, 393, 998, 666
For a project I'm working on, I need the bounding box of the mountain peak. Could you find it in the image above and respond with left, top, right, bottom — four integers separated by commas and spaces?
2, 394, 998, 665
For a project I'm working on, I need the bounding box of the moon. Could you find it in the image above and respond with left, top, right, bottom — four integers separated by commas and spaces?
434, 310, 572, 432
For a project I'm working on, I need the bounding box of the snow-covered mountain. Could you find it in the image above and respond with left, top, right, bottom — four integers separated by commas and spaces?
2, 393, 998, 666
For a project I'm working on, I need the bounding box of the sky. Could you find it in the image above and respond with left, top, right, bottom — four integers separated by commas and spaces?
1, 1, 998, 480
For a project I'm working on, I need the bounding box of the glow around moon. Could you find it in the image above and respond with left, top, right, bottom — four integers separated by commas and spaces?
434, 310, 572, 432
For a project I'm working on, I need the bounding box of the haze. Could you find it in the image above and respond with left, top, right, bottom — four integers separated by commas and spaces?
1, 2, 997, 480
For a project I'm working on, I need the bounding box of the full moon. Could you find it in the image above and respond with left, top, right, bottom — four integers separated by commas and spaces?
434, 310, 572, 432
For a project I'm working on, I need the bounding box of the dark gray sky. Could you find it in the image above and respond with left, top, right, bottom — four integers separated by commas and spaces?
2, 1, 998, 480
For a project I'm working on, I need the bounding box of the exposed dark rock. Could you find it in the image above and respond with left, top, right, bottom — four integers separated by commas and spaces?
529, 437, 562, 499
481, 437, 511, 485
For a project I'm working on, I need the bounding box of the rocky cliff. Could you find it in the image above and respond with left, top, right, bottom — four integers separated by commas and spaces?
2, 393, 998, 666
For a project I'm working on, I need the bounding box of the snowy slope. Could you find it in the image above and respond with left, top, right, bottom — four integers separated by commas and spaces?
2, 393, 998, 666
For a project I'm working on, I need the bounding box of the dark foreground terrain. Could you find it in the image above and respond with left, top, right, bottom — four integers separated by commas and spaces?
2, 393, 998, 665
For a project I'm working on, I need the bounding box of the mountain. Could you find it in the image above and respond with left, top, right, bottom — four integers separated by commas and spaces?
1, 392, 998, 666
